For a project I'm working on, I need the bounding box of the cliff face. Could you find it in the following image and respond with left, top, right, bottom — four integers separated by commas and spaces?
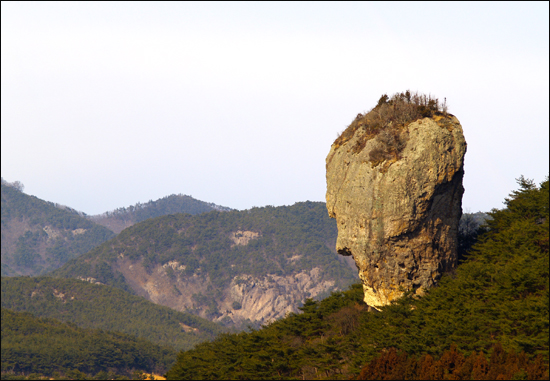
326, 111, 466, 307
115, 258, 337, 327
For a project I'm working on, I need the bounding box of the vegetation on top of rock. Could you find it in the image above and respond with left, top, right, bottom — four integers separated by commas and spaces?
1, 276, 226, 351
333, 91, 452, 162
1, 181, 116, 277
89, 193, 233, 234
165, 176, 549, 379
1, 308, 177, 380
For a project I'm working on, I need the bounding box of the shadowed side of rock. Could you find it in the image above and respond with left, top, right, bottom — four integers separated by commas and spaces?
326, 112, 466, 307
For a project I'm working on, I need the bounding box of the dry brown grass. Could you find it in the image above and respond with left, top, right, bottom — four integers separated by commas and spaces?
333, 91, 452, 165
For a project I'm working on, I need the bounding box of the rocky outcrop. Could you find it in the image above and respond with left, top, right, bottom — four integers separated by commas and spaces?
230, 230, 260, 247
115, 257, 336, 326
326, 108, 466, 308
226, 269, 335, 326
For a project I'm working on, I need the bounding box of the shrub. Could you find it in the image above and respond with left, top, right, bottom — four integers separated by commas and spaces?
334, 90, 451, 164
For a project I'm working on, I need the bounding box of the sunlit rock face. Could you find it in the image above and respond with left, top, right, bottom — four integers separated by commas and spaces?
326, 114, 466, 308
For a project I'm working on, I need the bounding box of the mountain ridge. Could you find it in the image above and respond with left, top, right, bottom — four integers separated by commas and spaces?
50, 201, 359, 328
1, 178, 234, 276
1, 180, 116, 277
88, 193, 234, 234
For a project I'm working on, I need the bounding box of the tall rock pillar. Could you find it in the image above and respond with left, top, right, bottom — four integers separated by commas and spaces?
326, 100, 466, 308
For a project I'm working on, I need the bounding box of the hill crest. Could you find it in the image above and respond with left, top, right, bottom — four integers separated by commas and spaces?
1, 180, 115, 276
88, 193, 233, 234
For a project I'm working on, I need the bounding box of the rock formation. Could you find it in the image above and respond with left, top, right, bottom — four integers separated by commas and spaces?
114, 257, 336, 326
326, 93, 466, 307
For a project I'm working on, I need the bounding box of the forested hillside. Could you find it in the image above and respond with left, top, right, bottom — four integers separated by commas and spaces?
89, 194, 233, 234
51, 202, 359, 328
1, 276, 226, 351
1, 308, 176, 380
1, 180, 115, 277
165, 176, 549, 380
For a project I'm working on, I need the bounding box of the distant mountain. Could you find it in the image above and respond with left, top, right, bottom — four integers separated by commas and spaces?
1, 307, 176, 379
51, 201, 359, 329
89, 194, 234, 234
1, 180, 116, 277
1, 276, 226, 351
458, 211, 492, 261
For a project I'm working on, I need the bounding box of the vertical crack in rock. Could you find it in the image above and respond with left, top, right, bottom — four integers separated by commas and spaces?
326, 102, 466, 308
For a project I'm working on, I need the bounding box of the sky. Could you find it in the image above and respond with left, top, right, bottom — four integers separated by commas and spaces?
1, 2, 548, 215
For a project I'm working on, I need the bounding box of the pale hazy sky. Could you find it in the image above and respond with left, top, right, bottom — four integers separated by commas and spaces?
2, 2, 548, 215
